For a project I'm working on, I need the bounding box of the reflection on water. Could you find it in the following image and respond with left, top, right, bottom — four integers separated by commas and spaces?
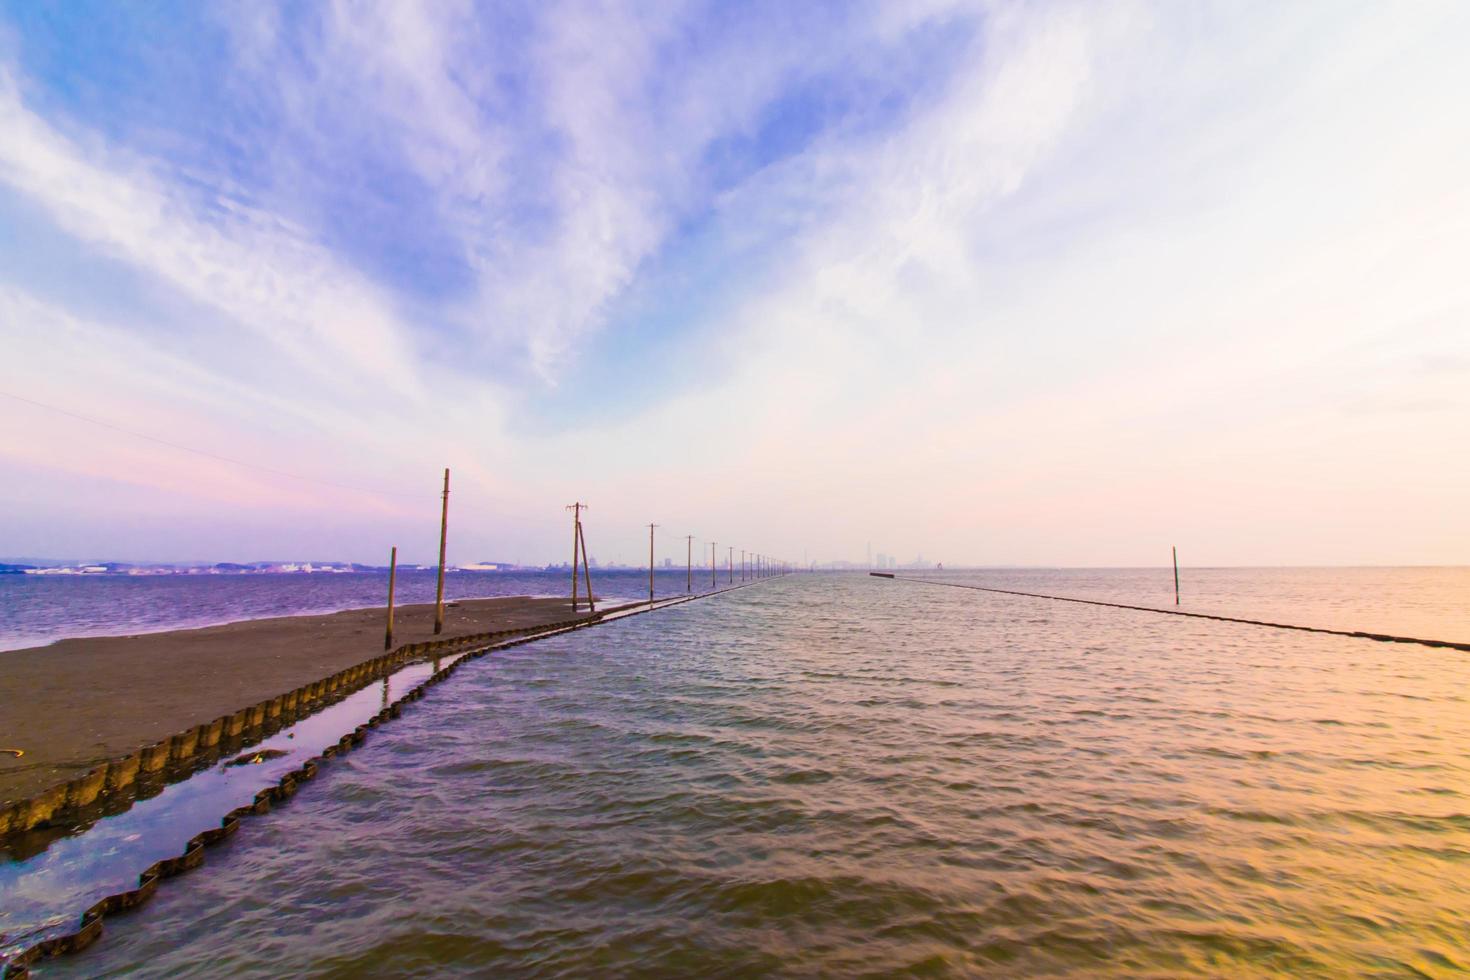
29, 573, 1470, 975
0, 658, 454, 957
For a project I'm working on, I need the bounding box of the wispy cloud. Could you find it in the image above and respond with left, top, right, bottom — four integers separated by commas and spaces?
0, 72, 425, 389
0, 0, 1467, 564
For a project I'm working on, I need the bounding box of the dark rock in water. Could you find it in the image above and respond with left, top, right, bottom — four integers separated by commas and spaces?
223, 748, 289, 767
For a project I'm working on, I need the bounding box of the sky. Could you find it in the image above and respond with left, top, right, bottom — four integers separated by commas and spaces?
1, 0, 1467, 568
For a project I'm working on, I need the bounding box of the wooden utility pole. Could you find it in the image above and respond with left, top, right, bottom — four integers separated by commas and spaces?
384, 545, 398, 650
579, 515, 595, 612
568, 502, 584, 611
686, 535, 693, 593
1173, 546, 1180, 606
433, 468, 449, 634
648, 523, 659, 605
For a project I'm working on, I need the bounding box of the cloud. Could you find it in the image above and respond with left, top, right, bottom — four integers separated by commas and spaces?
0, 70, 421, 396
531, 0, 1470, 565
1, 0, 1467, 565
208, 0, 993, 380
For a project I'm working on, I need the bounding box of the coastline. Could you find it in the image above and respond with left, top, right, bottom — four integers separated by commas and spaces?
0, 595, 601, 806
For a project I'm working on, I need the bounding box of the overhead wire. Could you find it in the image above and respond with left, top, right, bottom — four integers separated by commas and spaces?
883, 574, 1470, 653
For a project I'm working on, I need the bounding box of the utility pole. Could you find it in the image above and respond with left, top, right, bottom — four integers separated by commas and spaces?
1173, 546, 1180, 606
568, 502, 585, 611
434, 468, 449, 634
384, 545, 398, 650
648, 523, 659, 605
579, 512, 595, 612
741, 549, 745, 582
686, 535, 693, 593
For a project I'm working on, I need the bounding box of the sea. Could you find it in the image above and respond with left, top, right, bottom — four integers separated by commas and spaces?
0, 568, 715, 653
4, 567, 1469, 976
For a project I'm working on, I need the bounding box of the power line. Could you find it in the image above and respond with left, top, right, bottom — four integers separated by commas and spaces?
883, 575, 1470, 653
0, 389, 428, 499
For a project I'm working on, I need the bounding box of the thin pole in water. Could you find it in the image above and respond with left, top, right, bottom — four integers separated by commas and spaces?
433, 468, 449, 635
384, 545, 397, 650
648, 523, 658, 605
728, 546, 733, 584
686, 534, 693, 593
1173, 545, 1180, 606
711, 541, 717, 589
568, 503, 583, 612
579, 516, 595, 613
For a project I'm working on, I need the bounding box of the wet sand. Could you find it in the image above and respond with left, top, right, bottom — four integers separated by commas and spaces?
0, 596, 610, 805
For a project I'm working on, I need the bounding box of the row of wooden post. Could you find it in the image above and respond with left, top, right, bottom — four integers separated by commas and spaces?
650, 527, 791, 607
563, 511, 795, 610
380, 468, 796, 649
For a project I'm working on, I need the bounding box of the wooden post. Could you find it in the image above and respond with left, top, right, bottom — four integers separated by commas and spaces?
433, 468, 449, 635
384, 545, 398, 650
1173, 546, 1180, 606
648, 523, 658, 605
579, 518, 595, 612
569, 503, 582, 612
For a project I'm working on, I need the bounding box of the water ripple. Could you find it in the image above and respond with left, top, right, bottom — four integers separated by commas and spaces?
35, 573, 1470, 977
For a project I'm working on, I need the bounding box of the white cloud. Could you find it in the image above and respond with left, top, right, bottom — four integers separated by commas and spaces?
0, 71, 421, 396
526, 0, 1470, 566
1, 0, 1467, 564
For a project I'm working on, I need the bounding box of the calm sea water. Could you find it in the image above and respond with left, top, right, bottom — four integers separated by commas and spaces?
4, 566, 1466, 654
0, 569, 722, 652
27, 570, 1470, 977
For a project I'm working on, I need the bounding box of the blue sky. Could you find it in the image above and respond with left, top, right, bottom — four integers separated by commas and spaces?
1, 1, 1467, 566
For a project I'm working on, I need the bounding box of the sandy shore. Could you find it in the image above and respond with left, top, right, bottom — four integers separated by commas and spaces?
0, 595, 608, 805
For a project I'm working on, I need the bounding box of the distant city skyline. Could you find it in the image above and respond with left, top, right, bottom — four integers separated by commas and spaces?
2, 2, 1467, 567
